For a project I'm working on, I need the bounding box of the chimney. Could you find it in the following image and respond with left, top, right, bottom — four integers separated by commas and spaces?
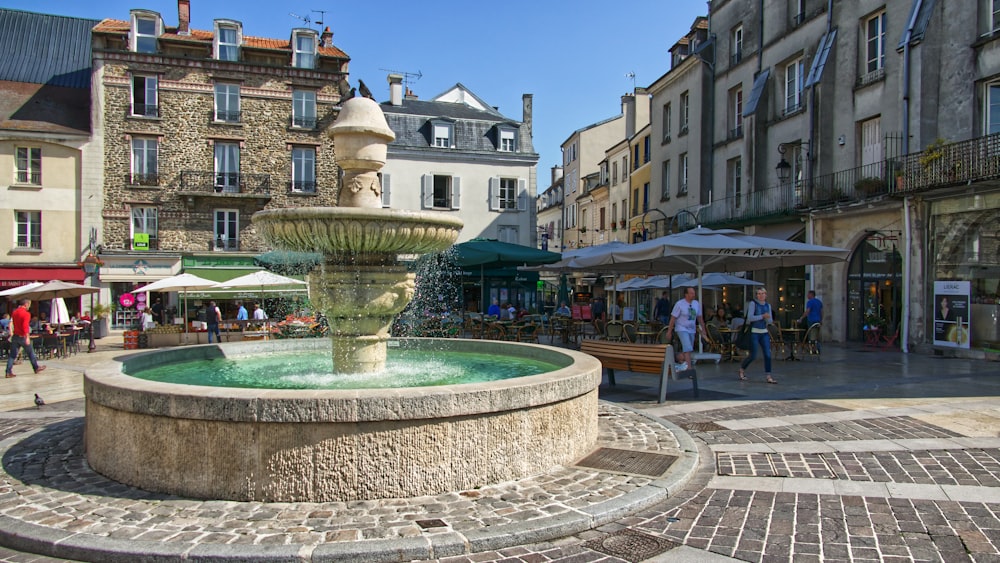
387, 73, 403, 106
622, 93, 636, 139
177, 0, 190, 35
522, 93, 533, 141
551, 165, 563, 185
320, 26, 333, 47
404, 87, 418, 100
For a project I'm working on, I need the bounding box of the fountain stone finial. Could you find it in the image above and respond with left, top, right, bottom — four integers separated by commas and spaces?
253, 95, 463, 373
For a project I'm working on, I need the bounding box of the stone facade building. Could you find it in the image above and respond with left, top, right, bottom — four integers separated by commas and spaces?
91, 0, 349, 310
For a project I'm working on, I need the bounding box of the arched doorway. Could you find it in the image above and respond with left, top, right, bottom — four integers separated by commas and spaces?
845, 231, 903, 342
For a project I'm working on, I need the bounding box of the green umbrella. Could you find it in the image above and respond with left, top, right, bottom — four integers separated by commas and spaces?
452, 239, 561, 313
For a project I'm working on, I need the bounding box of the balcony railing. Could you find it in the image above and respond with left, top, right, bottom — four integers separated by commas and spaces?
127, 173, 159, 186
130, 104, 158, 118
696, 133, 1000, 229
214, 110, 241, 123
731, 50, 742, 66
212, 238, 240, 251
15, 171, 40, 184
729, 125, 743, 140
179, 171, 271, 196
291, 115, 317, 129
289, 180, 317, 193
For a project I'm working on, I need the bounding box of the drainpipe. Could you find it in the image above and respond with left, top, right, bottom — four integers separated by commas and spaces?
902, 0, 923, 154
704, 2, 716, 214
899, 0, 921, 353
902, 197, 912, 353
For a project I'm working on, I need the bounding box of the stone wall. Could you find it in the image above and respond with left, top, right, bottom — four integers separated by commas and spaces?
100, 57, 343, 252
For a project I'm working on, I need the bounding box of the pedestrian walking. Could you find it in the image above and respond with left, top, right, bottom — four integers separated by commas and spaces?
664, 287, 707, 371
5, 299, 46, 378
206, 301, 222, 343
739, 288, 777, 384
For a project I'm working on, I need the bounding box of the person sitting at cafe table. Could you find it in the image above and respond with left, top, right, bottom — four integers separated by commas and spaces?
555, 301, 571, 316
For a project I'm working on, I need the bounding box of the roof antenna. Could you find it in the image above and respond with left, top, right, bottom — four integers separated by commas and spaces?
625, 71, 636, 91
379, 68, 423, 91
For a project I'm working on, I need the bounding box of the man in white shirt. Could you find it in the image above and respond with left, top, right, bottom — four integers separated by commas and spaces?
664, 287, 707, 371
252, 303, 267, 321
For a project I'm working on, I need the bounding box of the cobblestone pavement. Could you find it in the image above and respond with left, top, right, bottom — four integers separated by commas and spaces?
2, 339, 1000, 562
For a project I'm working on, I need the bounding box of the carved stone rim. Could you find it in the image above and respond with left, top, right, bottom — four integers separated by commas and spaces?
252, 207, 465, 230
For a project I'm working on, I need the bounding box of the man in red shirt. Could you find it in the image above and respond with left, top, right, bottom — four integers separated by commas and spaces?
6, 298, 46, 378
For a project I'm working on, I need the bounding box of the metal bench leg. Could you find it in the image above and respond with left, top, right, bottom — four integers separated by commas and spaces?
607, 367, 616, 387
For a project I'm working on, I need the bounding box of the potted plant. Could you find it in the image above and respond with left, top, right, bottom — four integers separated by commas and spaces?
579, 226, 587, 234
854, 177, 883, 197
619, 219, 626, 228
90, 303, 112, 339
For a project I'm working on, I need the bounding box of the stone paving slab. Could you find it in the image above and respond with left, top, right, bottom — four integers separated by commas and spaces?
0, 402, 698, 563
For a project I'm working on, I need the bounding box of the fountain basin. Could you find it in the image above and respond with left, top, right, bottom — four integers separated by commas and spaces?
84, 338, 601, 502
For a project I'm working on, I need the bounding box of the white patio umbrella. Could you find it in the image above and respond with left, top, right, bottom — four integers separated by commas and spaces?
8, 280, 99, 301
132, 273, 218, 335
677, 273, 764, 310
50, 298, 70, 324
563, 227, 850, 356
212, 270, 307, 311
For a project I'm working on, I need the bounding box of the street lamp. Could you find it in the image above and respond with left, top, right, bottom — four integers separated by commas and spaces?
81, 253, 101, 353
776, 144, 792, 184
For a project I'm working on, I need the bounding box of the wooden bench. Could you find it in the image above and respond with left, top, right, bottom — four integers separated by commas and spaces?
580, 340, 698, 403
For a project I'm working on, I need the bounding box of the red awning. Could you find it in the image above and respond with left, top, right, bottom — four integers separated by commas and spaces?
0, 267, 86, 288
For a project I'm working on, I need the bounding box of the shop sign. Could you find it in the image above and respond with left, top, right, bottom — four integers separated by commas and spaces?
119, 293, 136, 308
933, 280, 970, 349
133, 233, 149, 251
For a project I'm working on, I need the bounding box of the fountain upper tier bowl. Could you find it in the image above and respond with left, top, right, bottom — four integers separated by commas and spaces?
252, 207, 464, 256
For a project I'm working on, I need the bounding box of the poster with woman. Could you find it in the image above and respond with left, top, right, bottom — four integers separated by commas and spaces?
933, 281, 970, 348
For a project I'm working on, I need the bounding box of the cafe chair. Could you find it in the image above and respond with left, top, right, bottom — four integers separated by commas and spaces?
801, 322, 822, 359
604, 321, 624, 342
766, 323, 788, 358
622, 323, 638, 344
881, 323, 900, 351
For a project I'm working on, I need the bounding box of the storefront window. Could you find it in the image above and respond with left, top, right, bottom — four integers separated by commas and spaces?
931, 193, 1000, 346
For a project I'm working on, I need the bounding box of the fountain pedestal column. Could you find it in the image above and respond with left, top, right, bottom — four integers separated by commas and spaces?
309, 262, 414, 373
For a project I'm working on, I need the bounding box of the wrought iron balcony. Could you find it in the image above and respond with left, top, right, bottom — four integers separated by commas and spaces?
291, 115, 317, 129
288, 180, 317, 193
892, 133, 1000, 194
15, 171, 40, 184
731, 50, 742, 66
212, 238, 240, 251
214, 110, 241, 123
178, 171, 271, 198
127, 173, 159, 187
130, 104, 158, 118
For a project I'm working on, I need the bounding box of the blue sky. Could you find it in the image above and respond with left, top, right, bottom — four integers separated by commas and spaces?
6, 0, 707, 179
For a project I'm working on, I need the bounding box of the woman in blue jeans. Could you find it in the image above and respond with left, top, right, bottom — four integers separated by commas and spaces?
739, 288, 777, 384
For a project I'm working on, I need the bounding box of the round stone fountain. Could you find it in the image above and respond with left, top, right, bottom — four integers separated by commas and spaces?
83, 96, 601, 503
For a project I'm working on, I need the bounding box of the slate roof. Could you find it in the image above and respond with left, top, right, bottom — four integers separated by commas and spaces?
0, 9, 99, 89
93, 18, 349, 58
381, 98, 512, 122
380, 92, 526, 153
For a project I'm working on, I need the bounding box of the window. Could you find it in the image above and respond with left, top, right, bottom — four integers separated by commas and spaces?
498, 128, 516, 152
662, 102, 672, 142
131, 138, 158, 186
292, 89, 317, 128
621, 199, 627, 223
729, 86, 744, 138
633, 144, 640, 171
632, 188, 640, 215
131, 207, 158, 250
643, 135, 650, 164
793, 0, 806, 25
14, 211, 41, 249
291, 147, 316, 193
491, 177, 525, 211
134, 16, 157, 53
214, 210, 239, 251
784, 58, 804, 114
432, 122, 453, 148
611, 202, 618, 223
642, 183, 649, 213
731, 25, 743, 65
214, 142, 240, 192
131, 75, 158, 117
994, 0, 1000, 32
622, 156, 628, 177
216, 25, 239, 61
497, 226, 519, 244
987, 82, 1000, 134
612, 161, 618, 185
661, 160, 671, 199
865, 11, 886, 74
728, 157, 742, 208
214, 83, 240, 123
422, 174, 460, 209
679, 153, 689, 195
14, 147, 40, 185
380, 173, 391, 207
680, 91, 690, 134
599, 207, 606, 231
293, 32, 315, 68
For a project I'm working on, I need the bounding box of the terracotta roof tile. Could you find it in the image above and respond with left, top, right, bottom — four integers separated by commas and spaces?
93, 19, 347, 58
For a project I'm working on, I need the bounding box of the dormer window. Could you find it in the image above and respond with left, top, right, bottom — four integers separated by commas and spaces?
292, 30, 317, 69
130, 11, 161, 54
214, 21, 241, 61
431, 121, 454, 148
498, 127, 517, 152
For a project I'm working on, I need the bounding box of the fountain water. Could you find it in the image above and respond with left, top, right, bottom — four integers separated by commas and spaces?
83, 96, 600, 502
